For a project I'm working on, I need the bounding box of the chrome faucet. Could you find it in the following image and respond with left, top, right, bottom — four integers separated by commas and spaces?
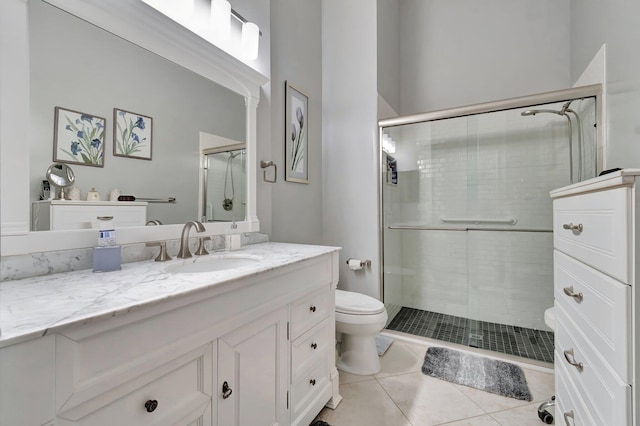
177, 221, 206, 258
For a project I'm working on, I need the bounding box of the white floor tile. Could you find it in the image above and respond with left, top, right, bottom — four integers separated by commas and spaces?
489, 402, 551, 426
378, 372, 486, 425
440, 414, 502, 425
315, 380, 412, 426
319, 337, 555, 426
375, 340, 427, 378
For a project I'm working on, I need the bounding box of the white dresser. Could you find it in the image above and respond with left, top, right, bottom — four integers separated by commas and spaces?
551, 169, 639, 425
32, 200, 148, 231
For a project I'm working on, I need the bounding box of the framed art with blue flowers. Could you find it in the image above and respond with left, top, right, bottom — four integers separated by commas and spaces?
285, 81, 309, 183
53, 106, 106, 167
113, 108, 153, 160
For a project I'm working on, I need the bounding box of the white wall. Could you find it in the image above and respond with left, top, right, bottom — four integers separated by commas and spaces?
377, 0, 401, 113
399, 0, 572, 114
570, 0, 640, 168
323, 0, 379, 297
268, 0, 324, 244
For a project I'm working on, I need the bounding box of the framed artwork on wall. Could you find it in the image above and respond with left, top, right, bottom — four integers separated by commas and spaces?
285, 81, 309, 183
53, 106, 106, 167
113, 108, 153, 160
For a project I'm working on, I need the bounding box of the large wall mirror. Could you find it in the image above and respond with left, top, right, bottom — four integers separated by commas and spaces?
0, 0, 268, 255
30, 0, 246, 228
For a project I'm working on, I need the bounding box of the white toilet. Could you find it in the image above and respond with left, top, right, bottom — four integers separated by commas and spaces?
335, 289, 388, 375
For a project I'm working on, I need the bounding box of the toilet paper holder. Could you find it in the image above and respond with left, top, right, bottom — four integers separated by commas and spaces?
346, 258, 371, 269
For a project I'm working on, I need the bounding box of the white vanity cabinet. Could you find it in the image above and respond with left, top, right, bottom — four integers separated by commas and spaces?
217, 307, 288, 426
0, 246, 341, 426
0, 335, 55, 426
31, 200, 148, 231
551, 169, 640, 425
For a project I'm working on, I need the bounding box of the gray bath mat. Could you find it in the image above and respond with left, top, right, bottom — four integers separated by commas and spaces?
375, 334, 394, 356
422, 347, 532, 401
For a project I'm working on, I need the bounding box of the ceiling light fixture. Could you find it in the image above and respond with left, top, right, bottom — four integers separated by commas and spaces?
211, 0, 231, 40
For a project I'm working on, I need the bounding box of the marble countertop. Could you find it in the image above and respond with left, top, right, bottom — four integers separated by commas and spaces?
0, 242, 340, 347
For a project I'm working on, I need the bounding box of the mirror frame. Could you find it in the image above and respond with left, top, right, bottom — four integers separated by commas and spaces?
0, 0, 269, 256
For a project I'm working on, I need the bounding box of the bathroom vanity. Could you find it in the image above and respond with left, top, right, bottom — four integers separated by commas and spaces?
551, 169, 640, 425
0, 243, 342, 426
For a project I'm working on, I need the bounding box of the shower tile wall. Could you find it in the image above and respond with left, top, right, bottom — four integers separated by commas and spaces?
385, 108, 570, 331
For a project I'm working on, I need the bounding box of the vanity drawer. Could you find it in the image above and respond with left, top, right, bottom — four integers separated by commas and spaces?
57, 347, 211, 425
42, 202, 148, 230
555, 305, 631, 425
291, 317, 331, 383
291, 357, 330, 423
554, 250, 631, 380
291, 286, 330, 340
553, 187, 630, 283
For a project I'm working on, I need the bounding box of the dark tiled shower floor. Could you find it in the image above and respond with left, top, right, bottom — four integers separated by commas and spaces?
386, 307, 554, 364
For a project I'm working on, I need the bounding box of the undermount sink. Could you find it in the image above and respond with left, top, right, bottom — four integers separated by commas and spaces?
165, 254, 261, 274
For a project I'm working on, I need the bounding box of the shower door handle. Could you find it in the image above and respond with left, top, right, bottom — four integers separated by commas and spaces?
562, 223, 583, 233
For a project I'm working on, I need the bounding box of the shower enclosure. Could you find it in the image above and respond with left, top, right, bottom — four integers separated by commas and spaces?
379, 85, 601, 363
201, 147, 246, 223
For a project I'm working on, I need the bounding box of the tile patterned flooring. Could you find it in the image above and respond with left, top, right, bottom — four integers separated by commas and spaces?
387, 307, 555, 364
314, 335, 555, 426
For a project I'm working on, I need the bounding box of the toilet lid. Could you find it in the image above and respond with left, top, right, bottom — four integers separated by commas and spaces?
335, 290, 385, 315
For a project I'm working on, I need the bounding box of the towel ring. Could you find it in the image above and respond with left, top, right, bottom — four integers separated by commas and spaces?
260, 160, 277, 183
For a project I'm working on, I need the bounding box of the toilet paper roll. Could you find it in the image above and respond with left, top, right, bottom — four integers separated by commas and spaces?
348, 259, 363, 270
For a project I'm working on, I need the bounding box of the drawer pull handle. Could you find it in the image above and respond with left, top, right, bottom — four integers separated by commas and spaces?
144, 399, 158, 413
310, 379, 316, 386
563, 410, 575, 425
222, 381, 233, 399
563, 286, 583, 302
563, 349, 584, 372
309, 305, 317, 312
97, 216, 114, 221
311, 342, 318, 350
562, 223, 583, 233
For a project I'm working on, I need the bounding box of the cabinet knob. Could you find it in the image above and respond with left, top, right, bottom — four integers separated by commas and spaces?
311, 342, 318, 350
309, 305, 316, 312
222, 381, 233, 399
144, 399, 158, 413
563, 286, 584, 303
562, 223, 583, 233
309, 379, 316, 386
563, 348, 584, 372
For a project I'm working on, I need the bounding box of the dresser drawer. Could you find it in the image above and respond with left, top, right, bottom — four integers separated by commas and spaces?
291, 286, 330, 339
555, 305, 631, 425
554, 250, 631, 380
555, 355, 597, 426
50, 203, 147, 230
553, 187, 630, 283
57, 348, 211, 425
292, 317, 331, 383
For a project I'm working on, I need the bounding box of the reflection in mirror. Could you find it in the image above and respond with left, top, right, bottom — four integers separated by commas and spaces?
29, 0, 246, 230
45, 163, 75, 200
202, 147, 246, 222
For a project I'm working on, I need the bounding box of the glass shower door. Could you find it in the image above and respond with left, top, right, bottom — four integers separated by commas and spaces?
381, 89, 599, 363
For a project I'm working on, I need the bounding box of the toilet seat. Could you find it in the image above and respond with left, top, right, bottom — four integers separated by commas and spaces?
335, 289, 385, 315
